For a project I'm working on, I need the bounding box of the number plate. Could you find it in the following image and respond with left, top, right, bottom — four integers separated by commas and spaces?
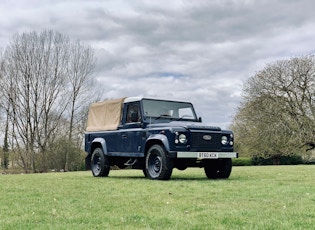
198, 152, 218, 159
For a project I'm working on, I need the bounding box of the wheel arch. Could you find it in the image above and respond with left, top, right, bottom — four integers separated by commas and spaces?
145, 134, 170, 155
85, 138, 108, 170
91, 138, 108, 155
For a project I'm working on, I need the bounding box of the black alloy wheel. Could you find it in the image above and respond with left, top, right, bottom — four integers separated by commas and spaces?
145, 144, 173, 180
91, 147, 110, 177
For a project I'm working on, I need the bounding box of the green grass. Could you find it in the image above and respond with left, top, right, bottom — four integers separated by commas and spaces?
1, 166, 314, 229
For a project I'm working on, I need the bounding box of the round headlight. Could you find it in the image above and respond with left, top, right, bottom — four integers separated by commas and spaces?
221, 136, 228, 145
179, 134, 187, 144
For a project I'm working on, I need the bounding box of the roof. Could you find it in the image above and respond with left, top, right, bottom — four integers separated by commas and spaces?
123, 97, 190, 104
123, 97, 142, 103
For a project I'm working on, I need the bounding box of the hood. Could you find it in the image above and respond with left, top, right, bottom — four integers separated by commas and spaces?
147, 121, 221, 131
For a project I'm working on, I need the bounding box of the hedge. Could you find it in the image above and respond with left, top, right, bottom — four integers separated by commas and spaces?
232, 155, 304, 166
232, 157, 252, 166
252, 155, 303, 165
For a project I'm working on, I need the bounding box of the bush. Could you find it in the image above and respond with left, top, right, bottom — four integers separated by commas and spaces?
280, 155, 303, 165
304, 159, 315, 165
252, 154, 303, 165
232, 157, 252, 166
302, 151, 315, 164
232, 155, 304, 166
44, 139, 86, 172
252, 156, 273, 165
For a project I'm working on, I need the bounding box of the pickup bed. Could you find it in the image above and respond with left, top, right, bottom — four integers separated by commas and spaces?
85, 97, 237, 180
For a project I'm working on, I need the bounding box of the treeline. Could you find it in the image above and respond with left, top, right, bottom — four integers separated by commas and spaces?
0, 30, 100, 173
230, 55, 315, 164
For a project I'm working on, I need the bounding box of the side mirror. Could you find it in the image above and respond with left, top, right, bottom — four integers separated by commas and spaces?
198, 117, 202, 122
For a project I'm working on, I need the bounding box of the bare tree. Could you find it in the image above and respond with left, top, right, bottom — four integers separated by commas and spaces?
231, 55, 315, 161
0, 30, 98, 172
0, 48, 10, 170
63, 40, 96, 170
66, 40, 96, 141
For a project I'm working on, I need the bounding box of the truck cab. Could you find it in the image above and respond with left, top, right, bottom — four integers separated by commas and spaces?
85, 97, 237, 180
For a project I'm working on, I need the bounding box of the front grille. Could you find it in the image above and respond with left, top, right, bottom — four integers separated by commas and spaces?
190, 132, 221, 151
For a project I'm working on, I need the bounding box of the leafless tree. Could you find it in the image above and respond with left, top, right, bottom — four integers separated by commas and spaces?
0, 30, 98, 172
0, 48, 10, 170
66, 41, 96, 141
63, 40, 96, 170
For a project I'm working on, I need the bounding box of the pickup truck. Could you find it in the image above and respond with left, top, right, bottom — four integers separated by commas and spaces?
84, 97, 237, 180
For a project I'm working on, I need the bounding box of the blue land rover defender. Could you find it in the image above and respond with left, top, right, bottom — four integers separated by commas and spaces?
84, 97, 237, 180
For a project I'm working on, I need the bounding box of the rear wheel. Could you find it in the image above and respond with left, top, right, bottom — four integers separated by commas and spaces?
91, 148, 110, 177
145, 144, 173, 180
204, 159, 232, 179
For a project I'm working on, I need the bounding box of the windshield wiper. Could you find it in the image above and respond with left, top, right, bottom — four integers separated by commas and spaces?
176, 115, 193, 121
155, 114, 172, 120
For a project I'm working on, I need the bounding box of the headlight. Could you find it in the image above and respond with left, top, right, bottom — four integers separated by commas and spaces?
179, 134, 187, 144
221, 136, 228, 145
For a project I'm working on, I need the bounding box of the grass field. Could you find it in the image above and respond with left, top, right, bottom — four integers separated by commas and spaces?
1, 165, 314, 229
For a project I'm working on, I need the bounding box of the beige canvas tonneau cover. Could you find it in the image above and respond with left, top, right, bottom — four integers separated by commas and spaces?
86, 97, 126, 132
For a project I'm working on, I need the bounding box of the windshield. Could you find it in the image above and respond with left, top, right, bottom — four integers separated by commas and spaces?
142, 99, 197, 121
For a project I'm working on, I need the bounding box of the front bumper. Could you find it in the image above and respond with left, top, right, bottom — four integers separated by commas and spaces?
177, 151, 238, 159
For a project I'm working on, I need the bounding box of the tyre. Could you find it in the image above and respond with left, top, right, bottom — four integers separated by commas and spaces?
204, 159, 219, 179
91, 148, 110, 177
204, 158, 232, 179
145, 144, 173, 180
217, 158, 232, 179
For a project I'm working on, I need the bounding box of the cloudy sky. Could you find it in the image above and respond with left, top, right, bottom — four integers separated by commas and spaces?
1, 0, 315, 128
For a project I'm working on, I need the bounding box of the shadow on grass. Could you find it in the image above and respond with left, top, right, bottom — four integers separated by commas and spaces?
93, 175, 233, 181
85, 169, 238, 181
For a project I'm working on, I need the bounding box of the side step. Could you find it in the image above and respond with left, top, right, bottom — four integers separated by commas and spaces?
124, 158, 138, 166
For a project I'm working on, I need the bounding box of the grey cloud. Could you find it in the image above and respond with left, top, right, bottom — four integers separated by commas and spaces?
1, 0, 315, 128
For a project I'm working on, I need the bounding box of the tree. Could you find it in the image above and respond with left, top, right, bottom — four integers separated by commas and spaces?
64, 40, 96, 171
231, 55, 315, 162
67, 40, 95, 141
0, 49, 9, 170
0, 30, 98, 172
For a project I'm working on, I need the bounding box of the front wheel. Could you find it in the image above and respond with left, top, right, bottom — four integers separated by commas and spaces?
91, 148, 110, 177
204, 158, 232, 179
145, 144, 173, 180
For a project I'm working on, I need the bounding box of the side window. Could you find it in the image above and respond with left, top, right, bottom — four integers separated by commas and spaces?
126, 103, 141, 123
